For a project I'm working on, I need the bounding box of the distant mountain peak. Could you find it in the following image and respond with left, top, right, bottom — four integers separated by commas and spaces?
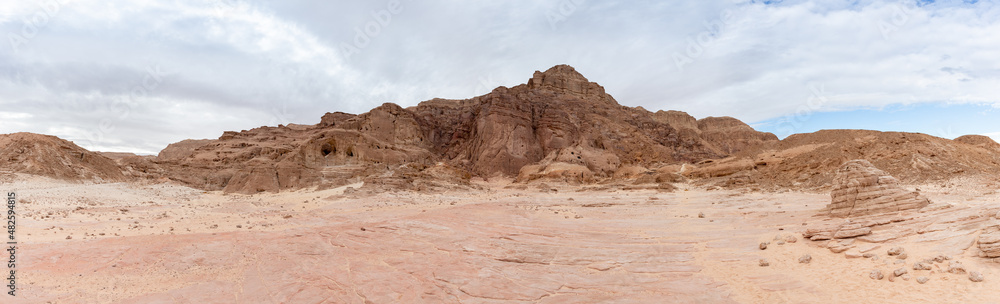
526, 65, 610, 101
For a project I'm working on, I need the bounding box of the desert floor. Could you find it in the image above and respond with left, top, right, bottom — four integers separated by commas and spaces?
4, 175, 1000, 303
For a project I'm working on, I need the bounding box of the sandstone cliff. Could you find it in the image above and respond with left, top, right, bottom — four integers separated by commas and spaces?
148, 65, 778, 193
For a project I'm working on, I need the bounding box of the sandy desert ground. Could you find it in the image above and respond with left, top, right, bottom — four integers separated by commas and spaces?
4, 174, 1000, 304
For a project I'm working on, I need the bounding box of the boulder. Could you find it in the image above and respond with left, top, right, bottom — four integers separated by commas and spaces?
828, 160, 931, 218
970, 271, 984, 282
978, 226, 1000, 258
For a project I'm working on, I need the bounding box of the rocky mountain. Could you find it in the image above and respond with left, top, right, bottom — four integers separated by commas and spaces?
0, 133, 124, 181
147, 65, 778, 193
689, 129, 1000, 190
12, 65, 997, 194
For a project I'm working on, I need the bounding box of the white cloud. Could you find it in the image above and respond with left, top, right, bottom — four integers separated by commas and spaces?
1, 0, 998, 153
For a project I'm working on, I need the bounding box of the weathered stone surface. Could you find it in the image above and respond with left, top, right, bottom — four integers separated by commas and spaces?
894, 268, 908, 277
948, 261, 967, 274
869, 269, 884, 280
970, 271, 985, 282
844, 249, 864, 259
799, 254, 812, 264
828, 160, 931, 218
804, 227, 836, 241
834, 223, 873, 239
858, 244, 881, 253
829, 239, 856, 253
978, 226, 1000, 258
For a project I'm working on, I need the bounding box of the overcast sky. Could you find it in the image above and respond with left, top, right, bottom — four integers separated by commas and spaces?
1, 0, 998, 154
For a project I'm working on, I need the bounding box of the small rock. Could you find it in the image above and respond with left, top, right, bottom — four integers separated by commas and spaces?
799, 254, 812, 264
786, 236, 797, 243
66, 235, 72, 240
917, 276, 929, 284
970, 271, 984, 282
901, 274, 912, 281
913, 262, 932, 271
863, 253, 877, 259
698, 212, 705, 218
845, 249, 863, 259
948, 261, 967, 274
760, 242, 769, 250
933, 255, 947, 263
759, 259, 770, 267
887, 247, 904, 256
897, 252, 908, 260
894, 268, 908, 277
869, 269, 884, 280
776, 241, 785, 245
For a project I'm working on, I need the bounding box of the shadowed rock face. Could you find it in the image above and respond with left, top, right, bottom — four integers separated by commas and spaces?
828, 160, 930, 218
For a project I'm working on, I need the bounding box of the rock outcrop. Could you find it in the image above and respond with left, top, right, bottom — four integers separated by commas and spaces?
955, 135, 1000, 152
977, 226, 1000, 258
827, 160, 930, 218
688, 130, 1000, 190
156, 139, 213, 162
0, 133, 125, 181
150, 65, 778, 193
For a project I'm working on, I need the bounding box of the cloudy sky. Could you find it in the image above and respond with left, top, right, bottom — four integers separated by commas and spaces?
1, 0, 998, 154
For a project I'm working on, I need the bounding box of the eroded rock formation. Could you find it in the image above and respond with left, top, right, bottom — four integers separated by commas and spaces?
149, 65, 778, 193
828, 160, 930, 218
978, 225, 1000, 258
0, 133, 124, 181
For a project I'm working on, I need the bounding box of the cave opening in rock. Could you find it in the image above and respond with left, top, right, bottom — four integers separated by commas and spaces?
321, 143, 335, 156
